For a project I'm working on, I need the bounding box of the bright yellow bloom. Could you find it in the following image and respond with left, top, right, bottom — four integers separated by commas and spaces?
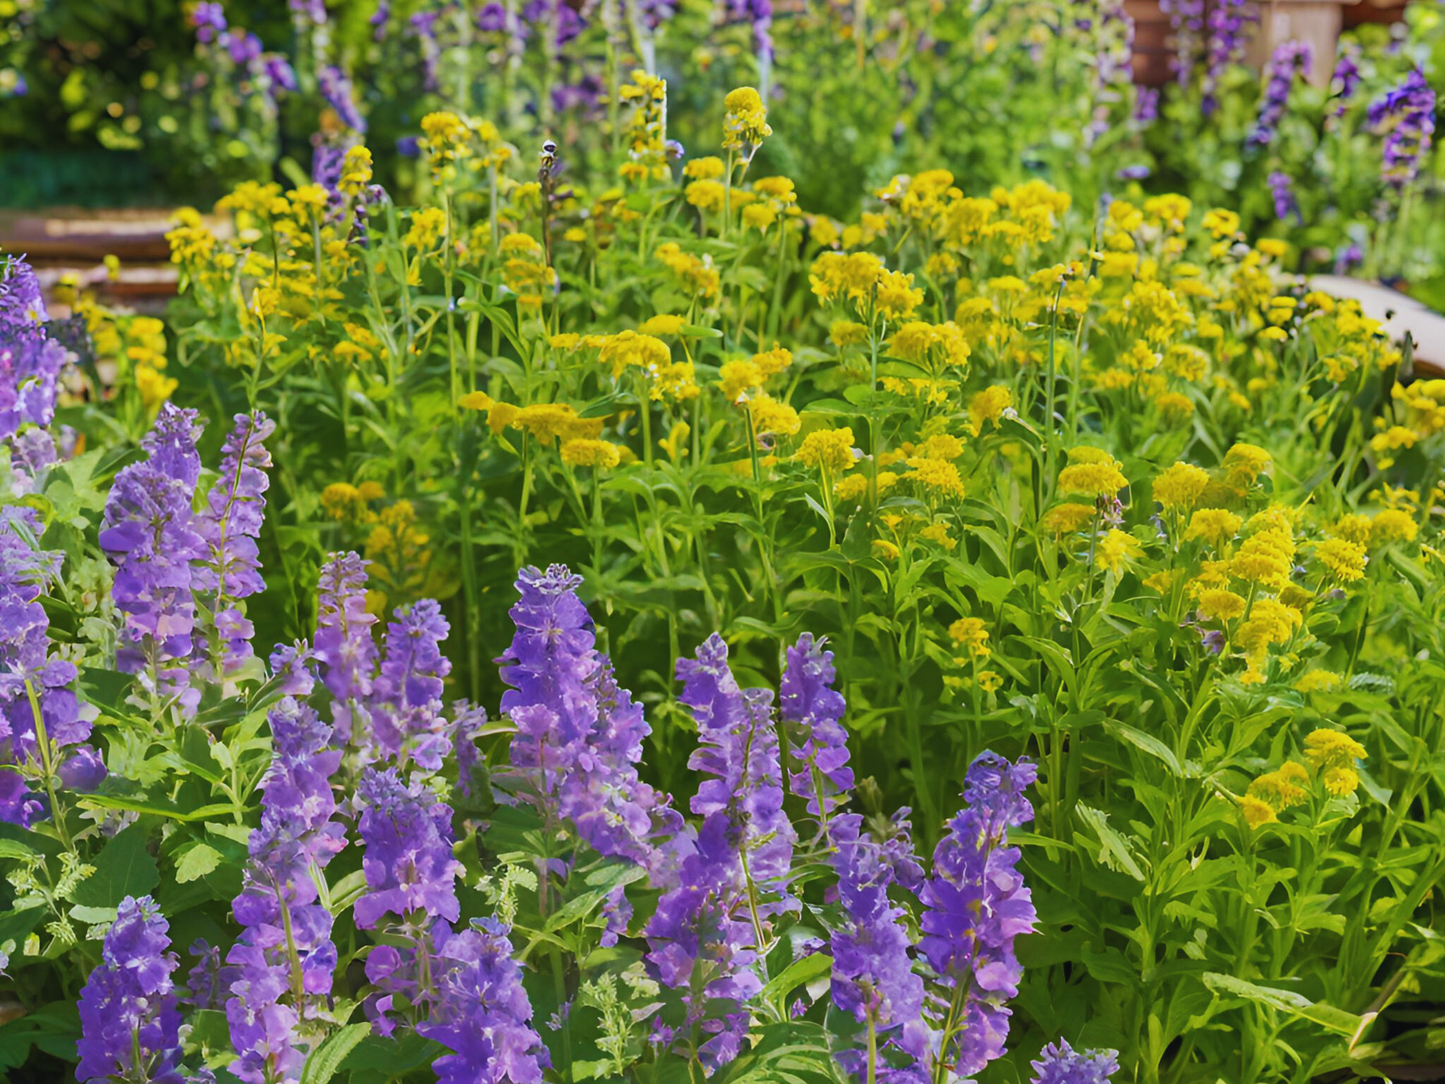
1315, 537, 1368, 583
797, 428, 856, 473
1153, 462, 1211, 511
1294, 670, 1342, 693
907, 457, 965, 497
1058, 456, 1127, 498
639, 314, 687, 336
1194, 589, 1246, 622
1184, 508, 1241, 547
1096, 528, 1142, 574
684, 156, 725, 180
1041, 502, 1097, 534
1370, 508, 1418, 545
560, 439, 623, 468
968, 386, 1012, 435
722, 86, 771, 150
948, 617, 991, 659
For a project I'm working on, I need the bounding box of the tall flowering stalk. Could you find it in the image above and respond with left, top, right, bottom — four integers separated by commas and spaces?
195, 411, 274, 680
780, 632, 852, 840
830, 811, 928, 1082
312, 551, 379, 750
919, 752, 1038, 1082
495, 564, 682, 876
226, 688, 347, 1084
0, 508, 104, 829
644, 633, 794, 1073
1250, 40, 1311, 147
1369, 69, 1436, 188
371, 598, 453, 769
76, 896, 187, 1084
99, 403, 208, 715
354, 766, 463, 1032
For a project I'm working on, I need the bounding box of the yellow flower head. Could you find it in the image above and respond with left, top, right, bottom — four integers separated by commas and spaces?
1058, 453, 1127, 499
722, 86, 771, 150
1152, 461, 1211, 511
1315, 537, 1368, 583
560, 438, 623, 469
797, 427, 856, 474
1041, 502, 1097, 535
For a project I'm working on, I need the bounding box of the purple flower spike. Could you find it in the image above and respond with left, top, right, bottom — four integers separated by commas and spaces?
918, 751, 1039, 1078
496, 565, 684, 875
372, 598, 452, 768
781, 633, 853, 828
1369, 69, 1436, 188
196, 411, 274, 674
313, 552, 378, 740
319, 65, 365, 133
1250, 40, 1311, 146
829, 813, 929, 1079
100, 404, 207, 713
354, 766, 462, 929
420, 918, 550, 1084
226, 696, 346, 1084
77, 896, 186, 1084
1031, 1038, 1121, 1084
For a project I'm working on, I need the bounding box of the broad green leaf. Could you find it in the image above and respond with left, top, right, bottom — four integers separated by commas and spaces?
71, 825, 159, 907
1202, 973, 1364, 1036
300, 1022, 372, 1084
174, 843, 223, 883
758, 952, 833, 1020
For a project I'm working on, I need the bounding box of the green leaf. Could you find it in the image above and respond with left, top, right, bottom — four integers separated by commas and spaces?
1103, 719, 1182, 777
0, 839, 37, 861
1075, 804, 1146, 881
300, 1022, 372, 1084
1202, 973, 1365, 1036
71, 824, 159, 907
174, 843, 223, 883
758, 952, 833, 1020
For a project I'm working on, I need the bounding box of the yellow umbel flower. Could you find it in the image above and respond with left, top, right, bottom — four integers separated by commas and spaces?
722, 86, 771, 150
1314, 537, 1367, 583
1304, 728, 1367, 797
1152, 462, 1210, 511
797, 428, 856, 473
1041, 502, 1097, 535
948, 617, 991, 659
1058, 453, 1127, 498
560, 439, 623, 469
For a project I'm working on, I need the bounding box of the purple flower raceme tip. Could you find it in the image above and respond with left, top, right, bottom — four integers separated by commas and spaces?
354, 766, 462, 929
0, 253, 48, 336
644, 632, 800, 1073
1031, 1039, 1122, 1084
195, 411, 274, 674
780, 633, 853, 828
1, 255, 66, 444
918, 751, 1039, 1079
1250, 39, 1311, 146
1369, 69, 1436, 188
313, 552, 378, 739
77, 896, 186, 1084
192, 0, 227, 42
226, 696, 346, 1084
496, 565, 685, 878
0, 507, 104, 825
1330, 41, 1361, 118
829, 812, 929, 1079
1268, 171, 1300, 223
371, 598, 452, 769
318, 65, 365, 133
100, 404, 208, 714
419, 918, 550, 1084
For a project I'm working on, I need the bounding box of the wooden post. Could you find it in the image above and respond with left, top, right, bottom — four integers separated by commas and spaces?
1246, 0, 1350, 87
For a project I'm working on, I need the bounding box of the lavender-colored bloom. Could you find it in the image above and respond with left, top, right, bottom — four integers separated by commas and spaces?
0, 333, 66, 444
1116, 164, 1151, 181
1159, 0, 1205, 84
1202, 0, 1254, 113
370, 0, 391, 40
720, 0, 773, 60
1330, 41, 1361, 118
681, 633, 795, 899
263, 54, 297, 93
644, 633, 800, 1073
419, 919, 550, 1084
408, 10, 445, 91
1133, 86, 1158, 124
195, 412, 273, 673
10, 427, 59, 495
269, 641, 316, 698
1368, 69, 1436, 188
224, 29, 263, 64
318, 65, 365, 133
919, 752, 1038, 1079
638, 0, 679, 30
227, 697, 346, 1084
354, 766, 462, 929
1268, 170, 1300, 223
450, 699, 488, 798
1031, 1039, 1121, 1084
0, 507, 102, 825
76, 896, 185, 1084
496, 565, 683, 874
522, 0, 585, 53
289, 0, 327, 24
100, 405, 207, 712
313, 552, 378, 739
830, 813, 929, 1078
1250, 40, 1311, 146
780, 633, 852, 827
0, 254, 47, 336
371, 599, 452, 769
185, 939, 232, 1010
1334, 243, 1364, 275
192, 1, 227, 42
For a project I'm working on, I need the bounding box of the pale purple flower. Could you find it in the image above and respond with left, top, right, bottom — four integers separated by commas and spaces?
1250, 40, 1311, 146
918, 752, 1038, 1078
780, 633, 852, 829
354, 766, 462, 929
419, 919, 550, 1084
1369, 69, 1436, 188
192, 1, 227, 42
319, 65, 365, 132
1268, 170, 1300, 223
77, 896, 185, 1084
1031, 1039, 1121, 1084
371, 599, 452, 769
313, 552, 378, 740
100, 405, 208, 713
